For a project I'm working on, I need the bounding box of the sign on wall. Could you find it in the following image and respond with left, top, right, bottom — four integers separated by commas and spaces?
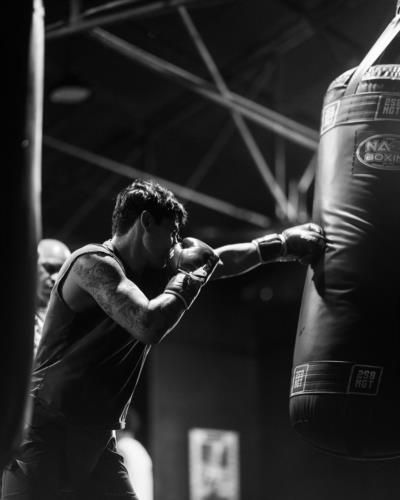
189, 428, 240, 500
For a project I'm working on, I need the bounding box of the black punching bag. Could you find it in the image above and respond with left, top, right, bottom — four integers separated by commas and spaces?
289, 12, 400, 460
0, 0, 43, 468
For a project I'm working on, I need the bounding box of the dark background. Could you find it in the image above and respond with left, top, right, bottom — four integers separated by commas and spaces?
41, 1, 400, 499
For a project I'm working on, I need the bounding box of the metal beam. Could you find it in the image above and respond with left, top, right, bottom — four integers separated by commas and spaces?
132, 16, 316, 143
186, 65, 275, 192
59, 173, 121, 240
82, 0, 232, 17
178, 6, 294, 219
90, 28, 319, 150
84, 0, 166, 17
69, 0, 82, 22
298, 153, 317, 194
43, 135, 271, 228
272, 59, 288, 220
186, 124, 233, 189
46, 0, 205, 40
274, 136, 287, 218
58, 146, 143, 239
297, 153, 317, 221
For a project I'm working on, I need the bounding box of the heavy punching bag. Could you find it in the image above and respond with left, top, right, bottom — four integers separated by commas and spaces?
0, 0, 44, 468
289, 10, 400, 460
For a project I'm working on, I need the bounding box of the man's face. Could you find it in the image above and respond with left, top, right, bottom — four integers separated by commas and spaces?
144, 216, 180, 269
36, 256, 66, 307
36, 240, 71, 307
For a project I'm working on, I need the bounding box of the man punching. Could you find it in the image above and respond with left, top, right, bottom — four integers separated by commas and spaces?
1, 179, 325, 500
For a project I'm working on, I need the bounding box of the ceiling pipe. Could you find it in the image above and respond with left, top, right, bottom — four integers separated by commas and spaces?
178, 6, 295, 219
43, 135, 271, 228
90, 28, 319, 150
46, 0, 204, 39
82, 0, 232, 17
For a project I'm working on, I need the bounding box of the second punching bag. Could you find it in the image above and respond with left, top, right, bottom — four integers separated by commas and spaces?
289, 19, 400, 459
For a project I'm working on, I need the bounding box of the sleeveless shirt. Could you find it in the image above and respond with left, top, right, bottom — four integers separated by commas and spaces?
32, 242, 151, 429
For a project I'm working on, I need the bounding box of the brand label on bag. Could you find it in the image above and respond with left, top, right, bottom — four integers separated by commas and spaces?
321, 101, 339, 134
290, 364, 309, 395
376, 96, 400, 119
356, 134, 400, 170
347, 365, 383, 395
364, 65, 400, 81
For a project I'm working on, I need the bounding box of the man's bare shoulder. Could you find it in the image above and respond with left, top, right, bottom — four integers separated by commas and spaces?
71, 251, 125, 290
61, 252, 126, 312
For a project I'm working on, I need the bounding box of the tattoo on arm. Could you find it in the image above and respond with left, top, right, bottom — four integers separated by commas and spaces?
73, 254, 149, 335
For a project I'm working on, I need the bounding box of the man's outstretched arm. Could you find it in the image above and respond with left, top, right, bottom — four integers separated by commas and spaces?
212, 223, 326, 280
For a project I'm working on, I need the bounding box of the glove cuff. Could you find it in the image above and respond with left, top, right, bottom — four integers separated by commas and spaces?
191, 253, 221, 284
164, 271, 203, 309
252, 233, 286, 263
165, 255, 220, 309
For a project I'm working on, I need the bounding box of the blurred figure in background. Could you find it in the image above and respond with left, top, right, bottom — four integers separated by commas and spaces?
116, 408, 153, 500
35, 238, 71, 355
0, 239, 71, 496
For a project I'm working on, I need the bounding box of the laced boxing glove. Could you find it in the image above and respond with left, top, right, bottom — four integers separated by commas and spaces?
165, 237, 220, 309
252, 223, 326, 265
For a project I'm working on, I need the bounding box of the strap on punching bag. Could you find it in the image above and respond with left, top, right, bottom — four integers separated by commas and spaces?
345, 9, 400, 96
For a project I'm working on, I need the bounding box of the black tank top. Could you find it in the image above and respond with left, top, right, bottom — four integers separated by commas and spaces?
32, 242, 151, 429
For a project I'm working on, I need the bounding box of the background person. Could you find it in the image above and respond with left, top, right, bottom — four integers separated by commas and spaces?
35, 238, 71, 355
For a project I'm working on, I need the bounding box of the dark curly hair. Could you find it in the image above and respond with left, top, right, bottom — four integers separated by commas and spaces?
111, 179, 187, 236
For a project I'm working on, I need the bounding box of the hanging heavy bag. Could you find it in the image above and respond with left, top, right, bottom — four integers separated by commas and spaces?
289, 9, 400, 460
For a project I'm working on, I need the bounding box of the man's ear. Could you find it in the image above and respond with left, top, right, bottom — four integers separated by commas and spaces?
140, 210, 154, 232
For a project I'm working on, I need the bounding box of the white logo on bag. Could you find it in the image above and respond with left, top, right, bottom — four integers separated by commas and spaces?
356, 134, 400, 170
379, 97, 400, 117
293, 369, 305, 388
347, 364, 383, 395
321, 101, 339, 133
291, 364, 309, 395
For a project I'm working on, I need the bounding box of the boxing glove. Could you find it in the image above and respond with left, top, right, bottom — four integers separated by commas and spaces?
165, 237, 220, 309
253, 223, 326, 265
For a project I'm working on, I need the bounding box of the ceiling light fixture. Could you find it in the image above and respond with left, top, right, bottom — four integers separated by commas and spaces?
48, 75, 92, 104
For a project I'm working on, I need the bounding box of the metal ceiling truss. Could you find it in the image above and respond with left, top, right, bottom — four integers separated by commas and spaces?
43, 135, 271, 228
177, 6, 297, 220
93, 26, 318, 147
46, 0, 320, 227
46, 0, 227, 39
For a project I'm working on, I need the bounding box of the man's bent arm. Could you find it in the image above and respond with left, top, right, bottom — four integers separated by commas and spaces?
70, 253, 189, 345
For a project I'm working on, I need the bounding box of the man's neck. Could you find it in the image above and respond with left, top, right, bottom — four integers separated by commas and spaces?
110, 232, 145, 277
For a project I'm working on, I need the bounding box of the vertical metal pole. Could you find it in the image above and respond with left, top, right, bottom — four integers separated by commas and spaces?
0, 0, 44, 468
